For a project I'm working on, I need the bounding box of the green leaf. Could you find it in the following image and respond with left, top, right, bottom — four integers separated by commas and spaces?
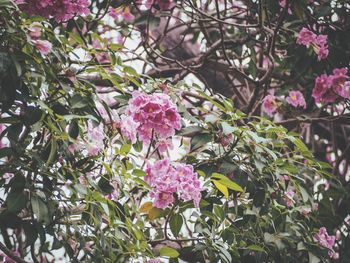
247, 244, 265, 252
170, 214, 183, 237
7, 191, 28, 213
159, 246, 180, 258
31, 196, 51, 225
213, 180, 229, 199
211, 173, 243, 192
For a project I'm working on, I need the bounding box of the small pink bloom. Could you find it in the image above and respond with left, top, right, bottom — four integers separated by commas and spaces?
155, 138, 173, 153
337, 81, 350, 99
286, 90, 306, 108
283, 189, 295, 207
148, 259, 161, 263
314, 227, 336, 250
34, 40, 52, 55
152, 191, 174, 209
300, 206, 312, 216
109, 6, 135, 22
312, 74, 334, 103
296, 28, 317, 46
262, 94, 278, 117
120, 115, 139, 144
28, 23, 42, 39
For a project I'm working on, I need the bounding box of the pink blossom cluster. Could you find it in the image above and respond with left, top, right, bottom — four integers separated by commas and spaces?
296, 27, 329, 61
137, 0, 175, 10
286, 90, 306, 108
15, 0, 90, 22
120, 91, 181, 148
145, 159, 202, 209
312, 68, 350, 103
314, 227, 338, 259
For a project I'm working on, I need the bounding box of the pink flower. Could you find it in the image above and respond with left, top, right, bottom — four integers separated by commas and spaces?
34, 40, 52, 55
109, 6, 134, 22
120, 115, 139, 144
312, 74, 335, 103
296, 28, 317, 46
152, 191, 174, 209
296, 28, 329, 60
283, 189, 295, 207
261, 94, 278, 117
312, 69, 350, 103
299, 206, 312, 216
314, 227, 336, 250
315, 45, 329, 61
28, 23, 42, 39
120, 91, 181, 145
155, 138, 174, 153
286, 90, 306, 108
148, 259, 161, 263
85, 122, 105, 156
145, 159, 202, 209
279, 0, 292, 14
337, 81, 350, 100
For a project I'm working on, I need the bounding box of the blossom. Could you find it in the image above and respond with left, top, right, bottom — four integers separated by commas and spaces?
15, 0, 90, 22
145, 159, 202, 209
283, 189, 295, 207
312, 74, 335, 103
337, 81, 350, 100
148, 259, 161, 263
28, 22, 42, 39
33, 40, 52, 55
120, 91, 181, 145
155, 138, 174, 153
109, 6, 135, 22
312, 69, 350, 103
296, 28, 317, 46
314, 227, 336, 249
85, 122, 105, 156
261, 94, 278, 117
296, 28, 329, 60
286, 90, 306, 108
279, 0, 292, 14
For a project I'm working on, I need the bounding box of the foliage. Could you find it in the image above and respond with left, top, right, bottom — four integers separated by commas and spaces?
0, 0, 349, 262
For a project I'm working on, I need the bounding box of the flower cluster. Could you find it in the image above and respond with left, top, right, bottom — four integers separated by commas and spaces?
296, 27, 329, 61
120, 91, 181, 148
314, 227, 338, 259
15, 0, 90, 22
312, 68, 350, 103
286, 90, 306, 108
145, 159, 202, 209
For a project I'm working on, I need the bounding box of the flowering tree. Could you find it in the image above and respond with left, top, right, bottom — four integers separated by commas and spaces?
0, 0, 349, 262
